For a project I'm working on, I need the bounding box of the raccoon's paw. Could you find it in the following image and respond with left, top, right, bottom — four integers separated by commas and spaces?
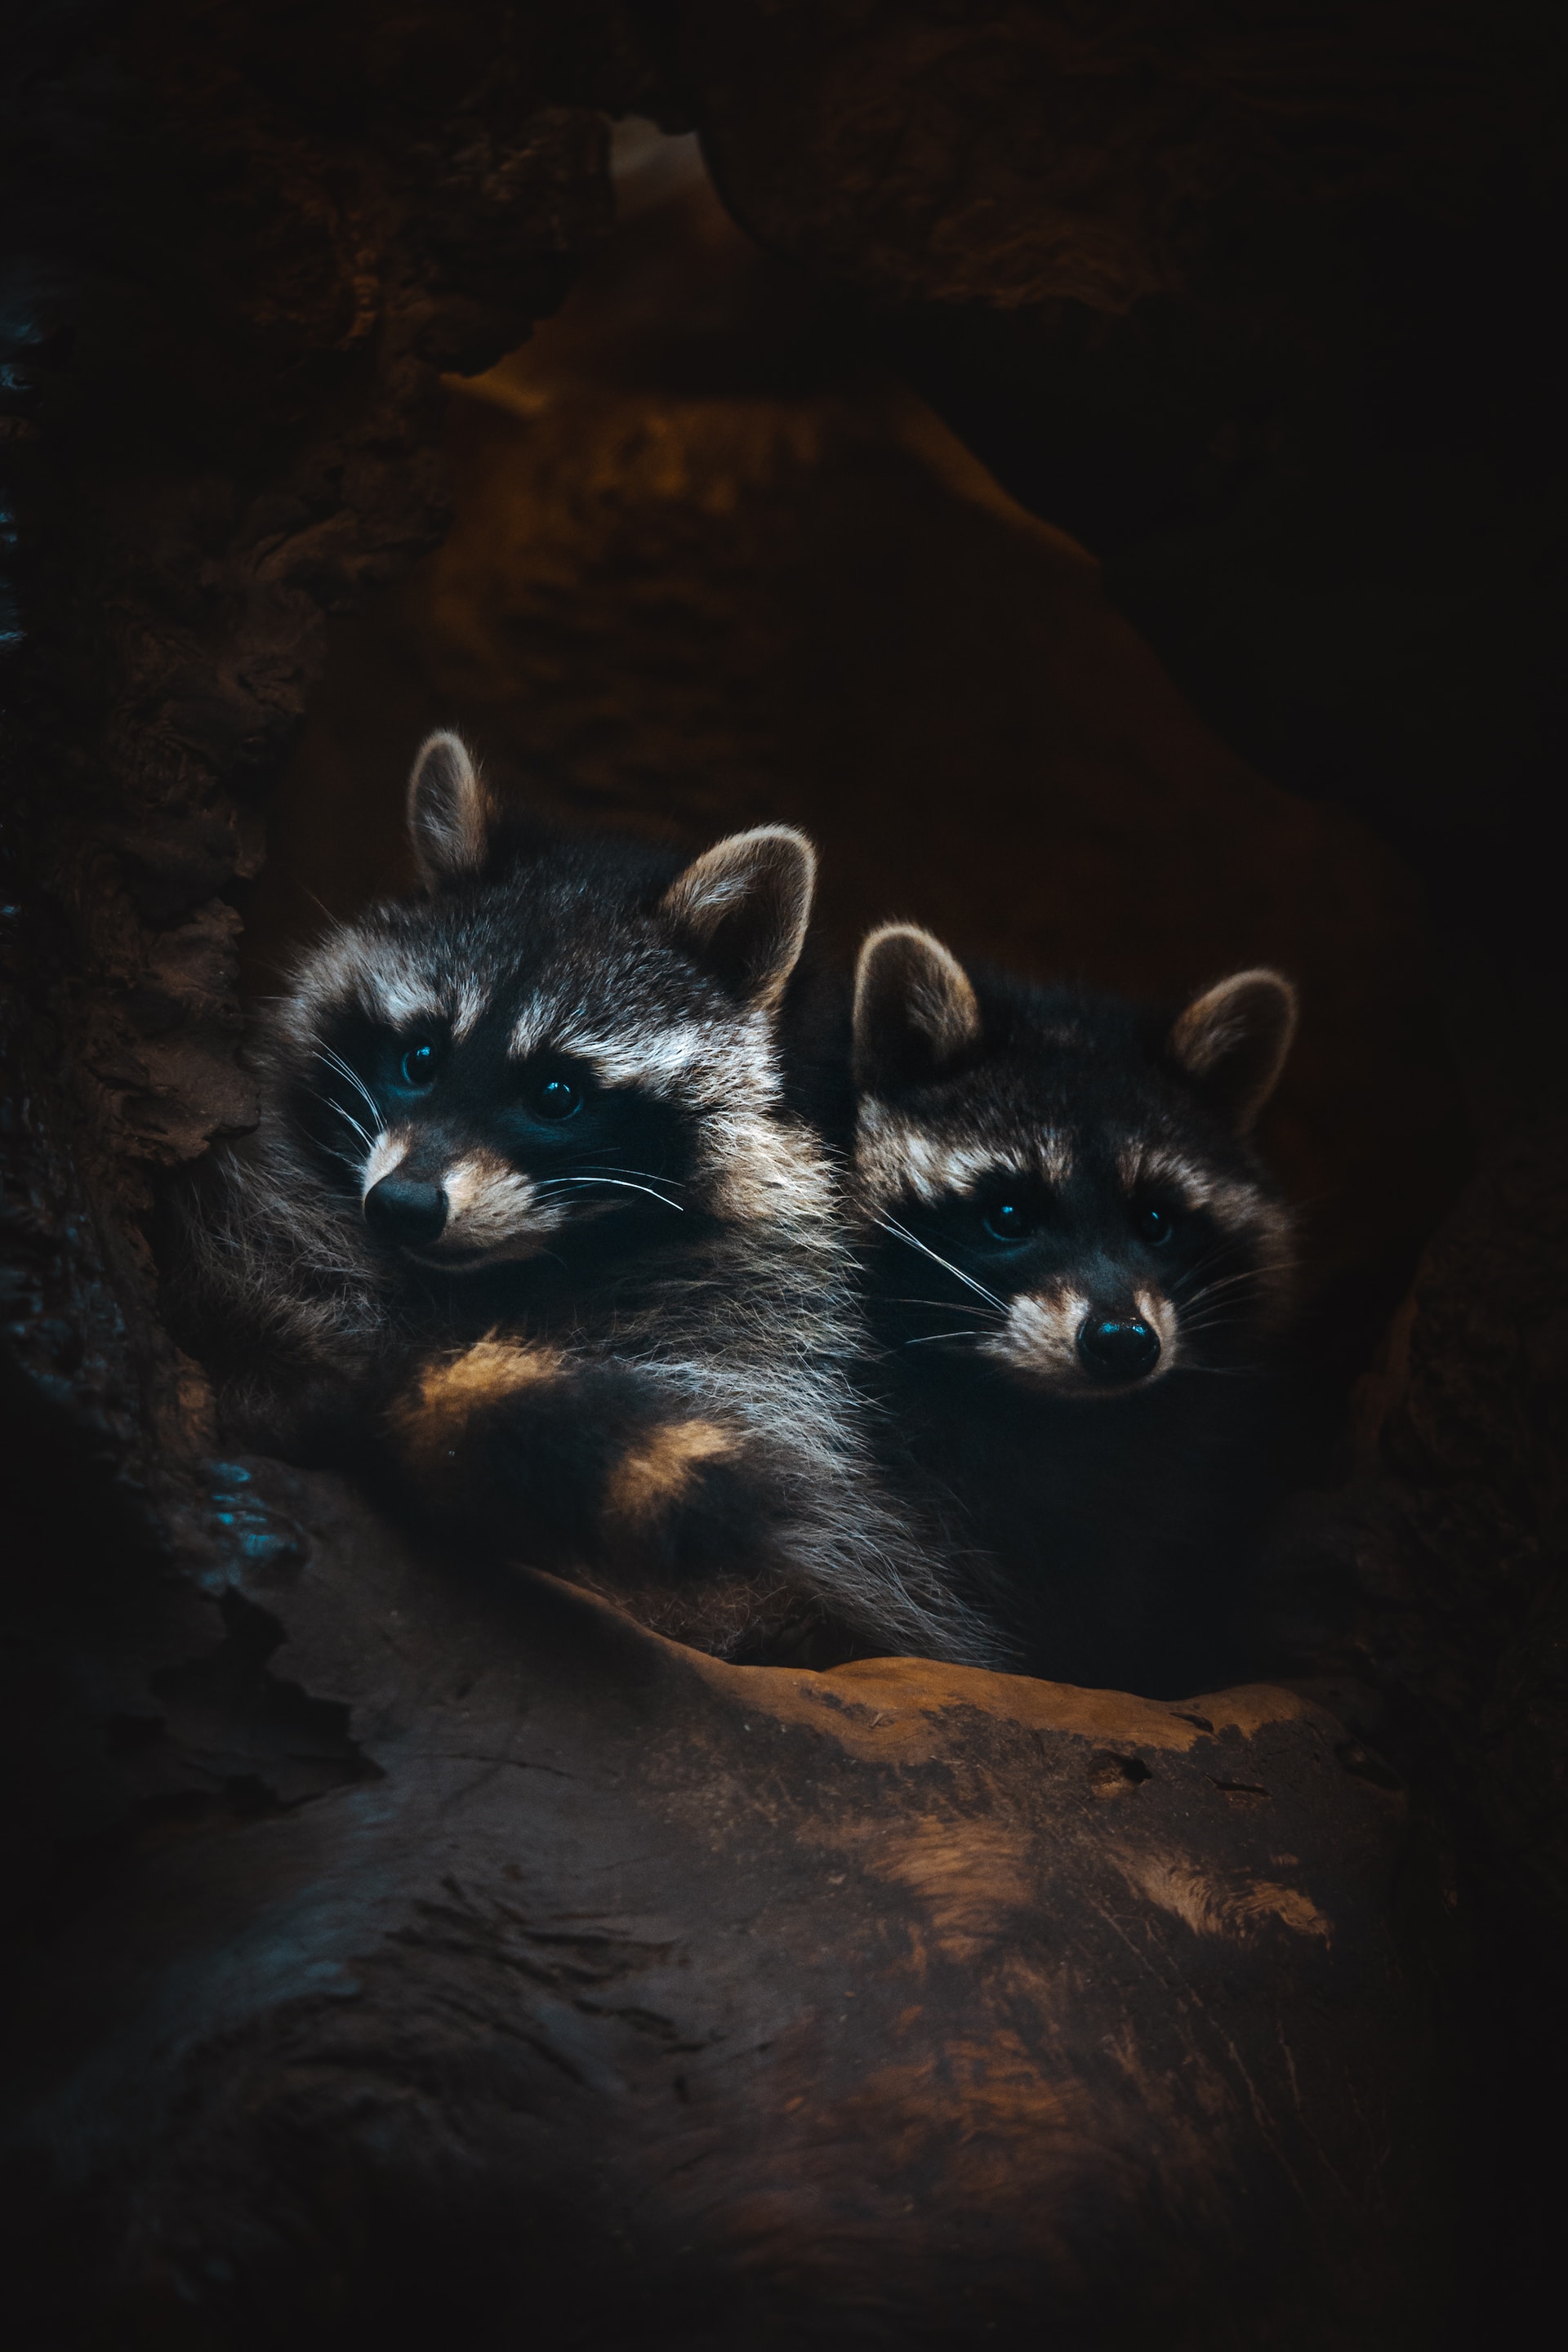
391, 1338, 565, 1478
603, 1418, 737, 1522
599, 1415, 790, 1579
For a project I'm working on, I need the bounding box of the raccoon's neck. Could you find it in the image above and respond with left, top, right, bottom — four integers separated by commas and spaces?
700, 1105, 847, 1251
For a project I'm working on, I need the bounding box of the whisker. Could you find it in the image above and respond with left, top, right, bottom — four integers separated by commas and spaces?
1178, 1302, 1267, 1325
1179, 1303, 1274, 1331
1178, 1316, 1276, 1344
563, 1163, 688, 1190
314, 1046, 385, 1133
876, 1214, 1008, 1314
1179, 1231, 1283, 1277
1177, 1264, 1294, 1310
1183, 1254, 1295, 1284
904, 1330, 983, 1346
305, 1085, 374, 1153
884, 1297, 991, 1316
534, 1176, 683, 1212
335, 1107, 374, 1152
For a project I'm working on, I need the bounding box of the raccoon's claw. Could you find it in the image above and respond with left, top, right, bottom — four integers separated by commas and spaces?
198, 1459, 309, 1590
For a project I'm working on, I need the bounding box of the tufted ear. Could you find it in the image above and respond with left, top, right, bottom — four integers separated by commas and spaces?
1167, 968, 1298, 1132
658, 825, 817, 1011
852, 924, 982, 1097
406, 730, 497, 891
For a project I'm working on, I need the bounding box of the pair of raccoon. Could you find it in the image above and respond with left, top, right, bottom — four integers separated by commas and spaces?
176, 730, 1297, 1693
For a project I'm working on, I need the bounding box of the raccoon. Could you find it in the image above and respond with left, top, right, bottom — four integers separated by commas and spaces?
845, 923, 1300, 1695
174, 737, 1000, 1668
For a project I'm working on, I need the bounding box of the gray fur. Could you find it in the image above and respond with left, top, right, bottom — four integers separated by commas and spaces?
172, 750, 1003, 1670
840, 927, 1302, 1694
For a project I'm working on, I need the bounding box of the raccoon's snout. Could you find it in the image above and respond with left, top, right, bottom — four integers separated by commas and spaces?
1076, 1314, 1160, 1384
364, 1174, 448, 1250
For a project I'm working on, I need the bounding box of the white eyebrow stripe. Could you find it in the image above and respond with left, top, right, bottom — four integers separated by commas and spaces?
368, 977, 445, 1030
1118, 1140, 1213, 1204
506, 1007, 779, 1107
1119, 1139, 1272, 1234
287, 927, 485, 1044
1033, 1126, 1073, 1186
508, 996, 552, 1062
449, 982, 488, 1042
552, 1022, 718, 1092
853, 1103, 1071, 1205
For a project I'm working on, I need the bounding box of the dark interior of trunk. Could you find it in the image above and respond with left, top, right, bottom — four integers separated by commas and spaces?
3, 6, 1564, 2343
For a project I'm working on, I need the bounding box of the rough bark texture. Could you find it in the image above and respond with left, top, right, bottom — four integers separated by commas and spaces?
2, 1, 1564, 2341
2, 1, 666, 1525
5, 1511, 1446, 2349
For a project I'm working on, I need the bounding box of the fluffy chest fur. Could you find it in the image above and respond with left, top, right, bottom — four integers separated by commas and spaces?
172, 736, 996, 1671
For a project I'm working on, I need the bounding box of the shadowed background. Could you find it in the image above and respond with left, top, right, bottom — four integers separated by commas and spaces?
5, 7, 1566, 2343
245, 128, 1468, 1383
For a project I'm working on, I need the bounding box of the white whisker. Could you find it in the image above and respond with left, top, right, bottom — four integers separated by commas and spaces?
535, 1176, 684, 1213
564, 1164, 688, 1190
314, 1045, 384, 1132
876, 1214, 1007, 1314
1179, 1262, 1294, 1307
305, 1085, 373, 1153
885, 1297, 991, 1316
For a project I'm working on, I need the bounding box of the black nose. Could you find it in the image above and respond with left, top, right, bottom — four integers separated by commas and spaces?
1076, 1314, 1161, 1383
363, 1174, 448, 1249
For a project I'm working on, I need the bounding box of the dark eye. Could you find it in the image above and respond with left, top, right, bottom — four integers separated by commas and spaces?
982, 1200, 1036, 1245
399, 1041, 437, 1089
533, 1076, 582, 1122
1137, 1202, 1175, 1246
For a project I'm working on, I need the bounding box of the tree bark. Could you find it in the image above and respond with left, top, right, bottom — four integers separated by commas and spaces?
3, 3, 1563, 2340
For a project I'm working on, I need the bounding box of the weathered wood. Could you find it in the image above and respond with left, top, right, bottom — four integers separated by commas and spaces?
3, 2, 1565, 2339
5, 1466, 1445, 2347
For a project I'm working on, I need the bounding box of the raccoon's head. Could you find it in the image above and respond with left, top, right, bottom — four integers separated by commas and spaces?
849, 924, 1298, 1396
268, 733, 818, 1270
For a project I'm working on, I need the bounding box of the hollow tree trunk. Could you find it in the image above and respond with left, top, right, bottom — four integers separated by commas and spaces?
3, 4, 1564, 2342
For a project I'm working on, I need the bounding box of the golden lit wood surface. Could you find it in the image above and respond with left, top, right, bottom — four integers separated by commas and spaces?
7, 1456, 1443, 2342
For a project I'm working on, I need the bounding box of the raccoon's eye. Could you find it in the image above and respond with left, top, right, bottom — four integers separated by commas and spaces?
1136, 1202, 1175, 1246
399, 1041, 438, 1089
532, 1076, 582, 1122
982, 1200, 1036, 1245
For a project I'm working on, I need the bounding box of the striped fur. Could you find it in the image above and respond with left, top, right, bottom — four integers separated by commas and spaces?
171, 737, 1000, 1669
845, 926, 1301, 1695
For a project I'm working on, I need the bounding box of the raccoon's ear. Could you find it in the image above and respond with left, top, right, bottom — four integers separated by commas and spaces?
852, 924, 982, 1096
658, 826, 817, 1010
1167, 968, 1298, 1132
406, 730, 497, 890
